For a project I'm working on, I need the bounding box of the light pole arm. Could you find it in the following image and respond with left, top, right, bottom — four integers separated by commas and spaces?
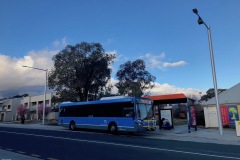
22, 66, 47, 72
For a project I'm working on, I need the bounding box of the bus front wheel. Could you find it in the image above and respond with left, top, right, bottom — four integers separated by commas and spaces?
69, 121, 76, 131
108, 122, 117, 134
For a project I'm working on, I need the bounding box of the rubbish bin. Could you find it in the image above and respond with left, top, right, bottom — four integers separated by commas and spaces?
235, 121, 240, 137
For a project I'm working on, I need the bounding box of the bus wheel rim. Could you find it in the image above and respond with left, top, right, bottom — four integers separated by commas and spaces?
111, 125, 115, 131
71, 123, 75, 130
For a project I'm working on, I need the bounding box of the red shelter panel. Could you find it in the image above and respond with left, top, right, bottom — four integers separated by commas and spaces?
220, 106, 230, 126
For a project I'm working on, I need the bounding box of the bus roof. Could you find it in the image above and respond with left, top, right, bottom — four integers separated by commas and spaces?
60, 97, 152, 107
100, 96, 131, 100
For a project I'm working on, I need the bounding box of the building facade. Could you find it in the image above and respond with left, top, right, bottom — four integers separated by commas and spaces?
0, 92, 57, 122
202, 83, 240, 128
0, 98, 22, 121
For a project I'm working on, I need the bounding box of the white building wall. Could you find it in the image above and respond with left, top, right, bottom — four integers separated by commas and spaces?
0, 93, 57, 122
1, 98, 21, 121
203, 106, 210, 127
47, 112, 58, 120
21, 93, 57, 121
202, 83, 240, 128
204, 105, 219, 128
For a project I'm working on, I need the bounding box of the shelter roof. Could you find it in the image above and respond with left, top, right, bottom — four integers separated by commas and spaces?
145, 93, 188, 104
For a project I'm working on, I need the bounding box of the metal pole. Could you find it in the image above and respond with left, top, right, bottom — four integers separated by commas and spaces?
36, 100, 38, 121
207, 26, 223, 135
22, 65, 48, 125
42, 69, 48, 125
192, 8, 223, 135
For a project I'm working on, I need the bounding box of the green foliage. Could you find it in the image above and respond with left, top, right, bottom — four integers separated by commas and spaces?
200, 88, 226, 101
48, 42, 115, 102
11, 94, 29, 99
115, 59, 156, 97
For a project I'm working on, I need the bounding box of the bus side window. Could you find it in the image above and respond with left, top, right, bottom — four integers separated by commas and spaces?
124, 109, 134, 117
128, 111, 133, 117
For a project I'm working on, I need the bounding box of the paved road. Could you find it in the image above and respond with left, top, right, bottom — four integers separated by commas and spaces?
0, 127, 240, 160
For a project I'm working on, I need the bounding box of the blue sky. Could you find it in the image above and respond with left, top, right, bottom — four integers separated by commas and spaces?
0, 0, 240, 99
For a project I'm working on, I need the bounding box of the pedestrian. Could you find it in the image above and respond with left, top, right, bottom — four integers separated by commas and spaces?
21, 115, 25, 124
159, 118, 165, 130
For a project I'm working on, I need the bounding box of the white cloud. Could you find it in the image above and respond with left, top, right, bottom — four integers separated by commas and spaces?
162, 61, 187, 68
0, 45, 194, 99
52, 38, 68, 49
148, 82, 205, 100
0, 38, 68, 97
106, 78, 118, 94
106, 50, 118, 73
140, 52, 187, 69
107, 78, 205, 100
106, 50, 117, 60
145, 52, 166, 59
103, 38, 114, 45
105, 50, 129, 74
0, 49, 58, 94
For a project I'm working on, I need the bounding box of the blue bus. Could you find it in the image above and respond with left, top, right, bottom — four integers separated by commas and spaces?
58, 96, 156, 133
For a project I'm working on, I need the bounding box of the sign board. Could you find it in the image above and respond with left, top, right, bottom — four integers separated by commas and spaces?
190, 106, 197, 126
220, 106, 230, 126
159, 109, 173, 129
228, 106, 239, 128
235, 121, 240, 137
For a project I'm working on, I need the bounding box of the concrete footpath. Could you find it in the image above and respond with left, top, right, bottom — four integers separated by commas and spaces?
148, 125, 240, 146
0, 122, 240, 160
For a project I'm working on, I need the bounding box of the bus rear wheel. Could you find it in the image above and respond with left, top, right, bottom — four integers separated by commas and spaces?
108, 123, 117, 134
69, 121, 76, 131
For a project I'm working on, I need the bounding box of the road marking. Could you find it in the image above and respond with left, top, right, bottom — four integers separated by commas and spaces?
5, 148, 13, 151
0, 130, 239, 160
31, 154, 41, 157
17, 151, 26, 154
46, 158, 59, 160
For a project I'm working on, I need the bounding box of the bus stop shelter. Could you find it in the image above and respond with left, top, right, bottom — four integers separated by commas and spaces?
145, 93, 195, 129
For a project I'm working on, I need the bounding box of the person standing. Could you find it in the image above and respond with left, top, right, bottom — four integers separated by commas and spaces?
21, 115, 25, 124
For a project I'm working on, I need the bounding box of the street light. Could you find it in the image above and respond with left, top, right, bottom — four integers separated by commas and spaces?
192, 8, 223, 135
22, 65, 48, 125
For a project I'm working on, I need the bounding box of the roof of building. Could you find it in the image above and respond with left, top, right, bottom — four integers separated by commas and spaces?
202, 83, 240, 106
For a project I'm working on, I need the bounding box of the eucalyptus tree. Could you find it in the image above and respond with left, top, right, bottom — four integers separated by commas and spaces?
48, 42, 115, 101
116, 59, 156, 97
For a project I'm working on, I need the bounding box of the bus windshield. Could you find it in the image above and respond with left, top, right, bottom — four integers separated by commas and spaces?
136, 103, 153, 120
